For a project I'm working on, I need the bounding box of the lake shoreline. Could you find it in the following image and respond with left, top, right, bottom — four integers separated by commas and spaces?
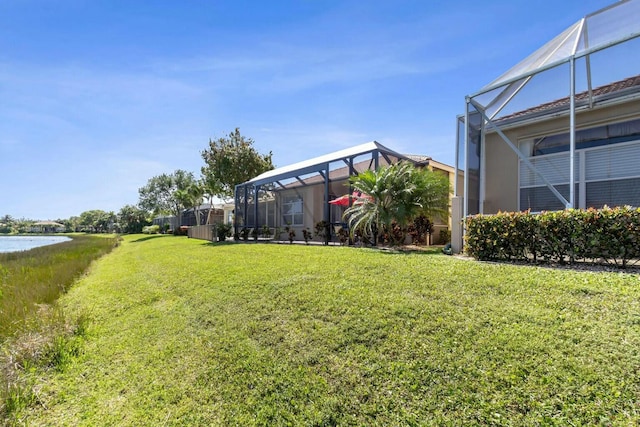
0, 235, 72, 253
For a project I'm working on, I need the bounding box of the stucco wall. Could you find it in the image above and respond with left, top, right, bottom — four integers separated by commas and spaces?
484, 131, 520, 214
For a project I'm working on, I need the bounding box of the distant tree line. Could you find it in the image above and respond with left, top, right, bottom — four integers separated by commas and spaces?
1, 128, 274, 235
0, 207, 149, 235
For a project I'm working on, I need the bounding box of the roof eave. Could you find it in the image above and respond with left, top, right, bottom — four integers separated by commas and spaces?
487, 89, 640, 132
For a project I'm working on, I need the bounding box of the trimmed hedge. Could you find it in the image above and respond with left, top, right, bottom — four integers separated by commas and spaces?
465, 206, 640, 267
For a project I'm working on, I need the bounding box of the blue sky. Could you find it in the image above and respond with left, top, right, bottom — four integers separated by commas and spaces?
0, 0, 616, 220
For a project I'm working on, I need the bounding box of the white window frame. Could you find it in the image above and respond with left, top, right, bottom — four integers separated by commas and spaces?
519, 138, 640, 211
282, 195, 304, 226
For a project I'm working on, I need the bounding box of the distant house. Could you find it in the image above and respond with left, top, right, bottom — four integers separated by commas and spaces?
152, 215, 177, 232
152, 203, 234, 231
31, 221, 65, 233
181, 203, 234, 227
234, 141, 456, 244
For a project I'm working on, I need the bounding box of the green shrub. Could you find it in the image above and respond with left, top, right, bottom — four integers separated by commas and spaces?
380, 222, 403, 246
142, 225, 160, 234
214, 223, 232, 242
465, 206, 640, 267
536, 210, 578, 263
408, 215, 433, 245
284, 226, 295, 244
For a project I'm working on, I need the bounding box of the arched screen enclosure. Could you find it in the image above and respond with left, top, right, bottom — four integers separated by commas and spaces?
234, 141, 415, 242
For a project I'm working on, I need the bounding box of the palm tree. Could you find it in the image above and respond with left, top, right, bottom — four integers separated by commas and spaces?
201, 175, 225, 225
344, 162, 449, 246
174, 184, 204, 227
187, 182, 205, 226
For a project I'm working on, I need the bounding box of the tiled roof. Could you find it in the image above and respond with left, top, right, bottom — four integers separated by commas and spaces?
496, 75, 640, 124
404, 154, 432, 164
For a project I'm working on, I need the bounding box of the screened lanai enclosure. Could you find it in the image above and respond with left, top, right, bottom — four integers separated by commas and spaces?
455, 0, 640, 237
234, 142, 414, 242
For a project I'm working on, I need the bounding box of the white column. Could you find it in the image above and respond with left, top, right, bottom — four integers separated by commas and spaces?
569, 57, 576, 209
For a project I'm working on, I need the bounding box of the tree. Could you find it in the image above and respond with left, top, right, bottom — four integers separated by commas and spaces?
179, 181, 205, 226
201, 128, 274, 200
65, 216, 80, 233
118, 205, 150, 234
0, 215, 13, 234
138, 170, 198, 231
343, 162, 450, 246
96, 211, 117, 233
78, 210, 116, 233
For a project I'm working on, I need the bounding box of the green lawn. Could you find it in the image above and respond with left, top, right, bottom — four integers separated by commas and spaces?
13, 235, 640, 425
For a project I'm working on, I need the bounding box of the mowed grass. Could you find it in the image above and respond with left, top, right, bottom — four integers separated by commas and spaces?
16, 235, 640, 426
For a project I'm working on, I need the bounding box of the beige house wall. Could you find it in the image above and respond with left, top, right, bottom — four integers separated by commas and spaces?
275, 182, 342, 233
424, 160, 455, 231
484, 130, 520, 214
483, 98, 640, 214
274, 187, 312, 234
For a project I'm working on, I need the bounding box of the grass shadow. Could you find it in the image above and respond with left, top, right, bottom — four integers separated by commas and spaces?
130, 235, 170, 243
368, 246, 445, 256
201, 240, 238, 247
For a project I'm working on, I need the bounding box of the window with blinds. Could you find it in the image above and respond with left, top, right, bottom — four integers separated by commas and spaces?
519, 118, 640, 211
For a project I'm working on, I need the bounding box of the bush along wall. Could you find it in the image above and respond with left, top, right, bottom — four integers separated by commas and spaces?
464, 206, 640, 268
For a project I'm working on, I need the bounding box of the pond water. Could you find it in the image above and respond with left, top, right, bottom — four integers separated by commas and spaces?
0, 235, 72, 253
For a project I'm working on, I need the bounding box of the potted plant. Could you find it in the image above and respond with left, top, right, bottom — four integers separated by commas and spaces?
302, 228, 312, 245
315, 220, 330, 245
285, 225, 296, 244
240, 227, 250, 241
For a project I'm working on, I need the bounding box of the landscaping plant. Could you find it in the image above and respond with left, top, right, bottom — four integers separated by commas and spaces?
302, 228, 312, 245
344, 162, 449, 246
314, 221, 330, 245
465, 206, 640, 267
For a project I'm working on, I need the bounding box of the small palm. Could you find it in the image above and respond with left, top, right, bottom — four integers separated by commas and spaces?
344, 162, 449, 245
